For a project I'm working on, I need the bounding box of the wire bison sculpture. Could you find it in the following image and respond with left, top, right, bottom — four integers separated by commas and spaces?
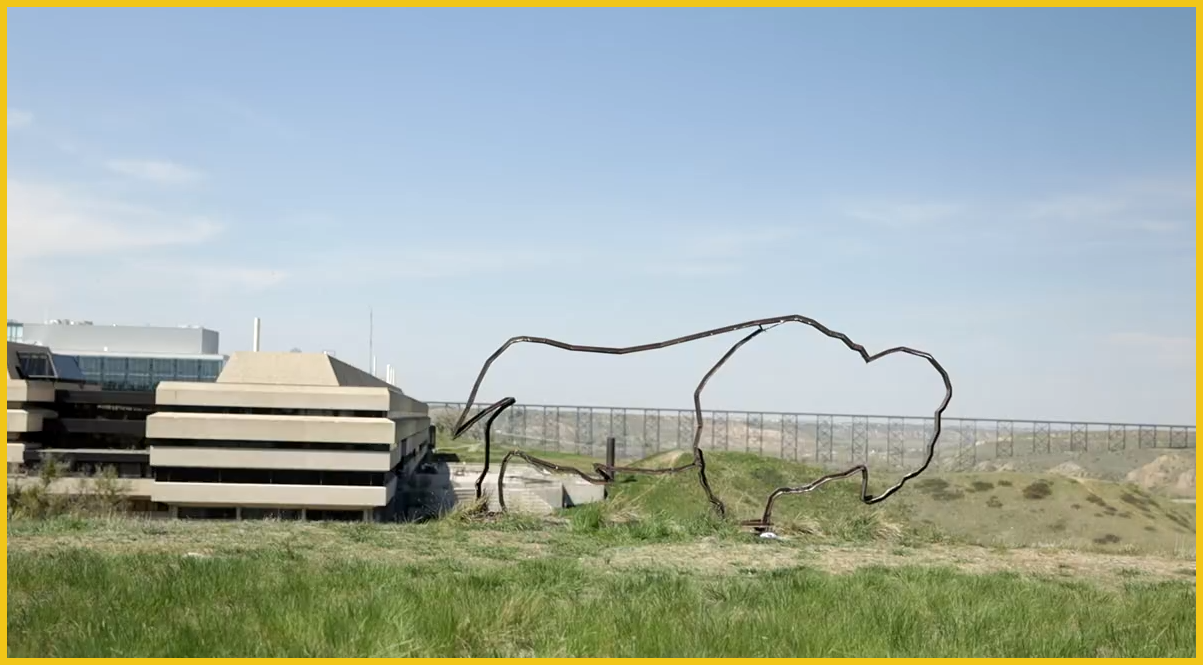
449, 314, 952, 529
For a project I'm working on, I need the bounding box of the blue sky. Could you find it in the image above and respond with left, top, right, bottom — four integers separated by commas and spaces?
7, 8, 1195, 423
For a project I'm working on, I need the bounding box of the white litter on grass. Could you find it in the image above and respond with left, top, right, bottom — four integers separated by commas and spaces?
759, 532, 779, 539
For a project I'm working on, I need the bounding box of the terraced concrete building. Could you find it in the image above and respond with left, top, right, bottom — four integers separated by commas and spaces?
146, 352, 432, 520
7, 343, 432, 521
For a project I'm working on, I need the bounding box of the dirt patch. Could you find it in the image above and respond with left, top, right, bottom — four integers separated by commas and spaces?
813, 544, 1193, 588
1126, 454, 1195, 498
595, 542, 1194, 588
635, 451, 691, 469
1049, 462, 1090, 479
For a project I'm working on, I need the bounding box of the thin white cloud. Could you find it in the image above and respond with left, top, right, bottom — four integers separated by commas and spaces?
7, 179, 221, 261
1026, 195, 1127, 221
290, 245, 579, 285
1128, 220, 1180, 234
1107, 332, 1195, 368
6, 180, 263, 316
131, 261, 289, 296
8, 108, 33, 130
1025, 179, 1195, 235
842, 202, 964, 228
105, 159, 205, 185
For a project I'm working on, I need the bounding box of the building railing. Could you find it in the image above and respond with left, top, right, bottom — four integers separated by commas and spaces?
428, 402, 1196, 472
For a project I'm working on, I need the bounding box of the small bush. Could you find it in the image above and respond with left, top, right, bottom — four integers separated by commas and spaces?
7, 455, 130, 520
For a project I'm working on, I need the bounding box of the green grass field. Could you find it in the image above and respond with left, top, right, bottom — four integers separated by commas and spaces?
6, 450, 1196, 657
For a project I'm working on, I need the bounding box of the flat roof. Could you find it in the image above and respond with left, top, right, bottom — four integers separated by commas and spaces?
47, 350, 227, 361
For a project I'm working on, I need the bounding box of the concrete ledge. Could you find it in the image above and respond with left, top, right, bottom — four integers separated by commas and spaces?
7, 443, 25, 464
151, 479, 395, 508
146, 412, 419, 445
7, 409, 52, 434
150, 446, 401, 472
563, 479, 605, 506
7, 380, 56, 404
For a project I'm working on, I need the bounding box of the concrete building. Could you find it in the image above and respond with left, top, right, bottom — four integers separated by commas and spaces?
146, 351, 432, 520
7, 319, 225, 391
7, 342, 433, 521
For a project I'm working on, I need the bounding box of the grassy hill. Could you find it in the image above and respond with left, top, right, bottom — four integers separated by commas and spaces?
519, 449, 1195, 557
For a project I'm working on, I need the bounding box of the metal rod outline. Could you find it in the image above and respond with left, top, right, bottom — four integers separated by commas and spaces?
451, 314, 953, 527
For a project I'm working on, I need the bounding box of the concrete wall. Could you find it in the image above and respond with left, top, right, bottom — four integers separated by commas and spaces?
151, 478, 396, 509
146, 412, 428, 446
150, 445, 404, 472
18, 323, 219, 355
6, 409, 49, 433
6, 380, 55, 403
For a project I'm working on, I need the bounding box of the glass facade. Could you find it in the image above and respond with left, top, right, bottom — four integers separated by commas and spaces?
69, 355, 225, 391
7, 321, 23, 342
12, 349, 90, 383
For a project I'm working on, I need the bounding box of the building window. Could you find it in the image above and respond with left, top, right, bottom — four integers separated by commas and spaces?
78, 356, 104, 384
175, 359, 200, 381
199, 359, 222, 381
7, 322, 23, 342
69, 355, 223, 391
100, 356, 129, 389
153, 467, 392, 486
15, 351, 53, 378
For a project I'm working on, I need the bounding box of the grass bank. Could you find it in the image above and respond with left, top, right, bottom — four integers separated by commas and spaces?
7, 546, 1194, 657
6, 450, 1195, 657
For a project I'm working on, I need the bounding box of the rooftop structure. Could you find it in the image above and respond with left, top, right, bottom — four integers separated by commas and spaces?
7, 319, 225, 391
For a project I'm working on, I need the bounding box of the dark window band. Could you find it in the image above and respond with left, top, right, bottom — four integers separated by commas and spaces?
153, 466, 394, 487
147, 438, 396, 453
156, 405, 389, 418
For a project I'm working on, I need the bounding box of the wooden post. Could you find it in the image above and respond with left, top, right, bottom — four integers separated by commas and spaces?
604, 436, 617, 499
